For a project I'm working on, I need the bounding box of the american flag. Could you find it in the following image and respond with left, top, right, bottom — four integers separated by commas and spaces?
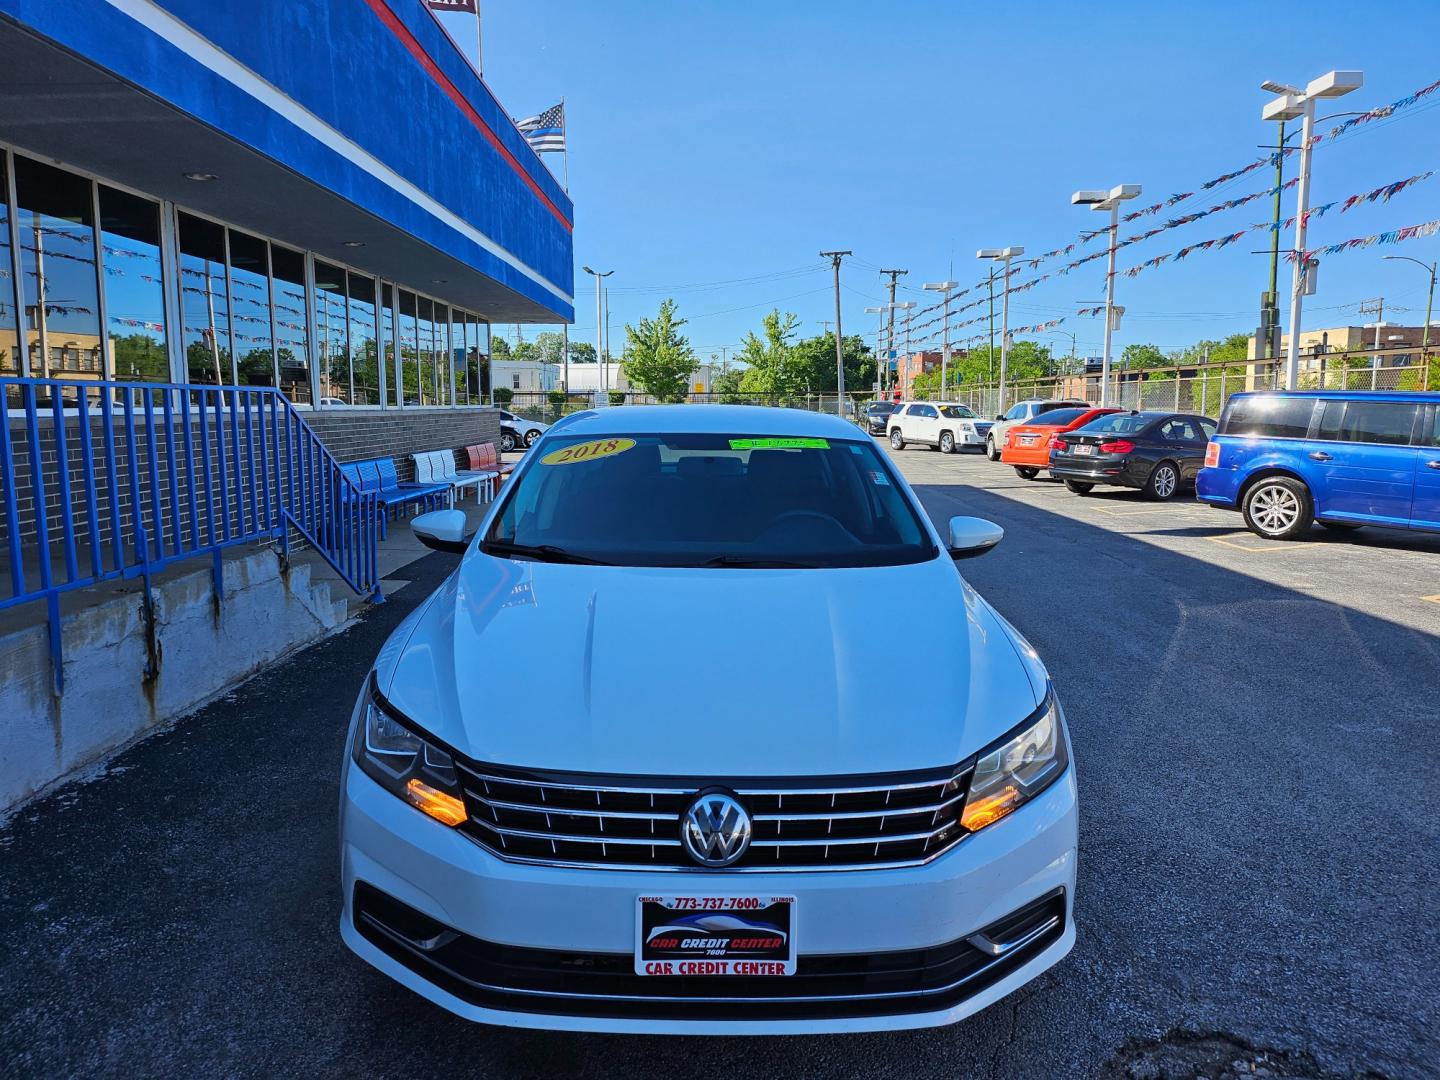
515, 102, 566, 154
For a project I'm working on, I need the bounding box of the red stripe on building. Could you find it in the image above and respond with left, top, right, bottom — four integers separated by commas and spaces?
362, 0, 572, 232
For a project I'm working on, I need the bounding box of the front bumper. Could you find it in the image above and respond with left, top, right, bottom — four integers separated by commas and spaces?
339, 751, 1078, 1034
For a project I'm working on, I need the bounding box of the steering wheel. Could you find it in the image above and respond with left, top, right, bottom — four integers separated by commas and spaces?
757, 510, 859, 543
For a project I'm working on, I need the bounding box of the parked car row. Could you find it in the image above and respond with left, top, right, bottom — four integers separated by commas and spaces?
882, 390, 1440, 542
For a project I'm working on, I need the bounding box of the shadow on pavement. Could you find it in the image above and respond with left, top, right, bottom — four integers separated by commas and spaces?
1, 484, 1437, 1079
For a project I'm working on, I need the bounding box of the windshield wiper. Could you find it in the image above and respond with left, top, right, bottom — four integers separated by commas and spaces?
701, 555, 819, 569
481, 540, 612, 565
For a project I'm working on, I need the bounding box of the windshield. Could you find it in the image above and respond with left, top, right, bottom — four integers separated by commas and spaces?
485, 433, 936, 568
865, 402, 895, 414
1076, 412, 1155, 435
1025, 407, 1089, 427
939, 405, 976, 419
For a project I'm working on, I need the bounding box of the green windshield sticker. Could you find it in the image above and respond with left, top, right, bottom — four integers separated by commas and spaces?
728, 437, 830, 450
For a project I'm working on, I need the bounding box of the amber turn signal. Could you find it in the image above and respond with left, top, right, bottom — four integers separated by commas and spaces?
960, 784, 1021, 832
405, 778, 467, 827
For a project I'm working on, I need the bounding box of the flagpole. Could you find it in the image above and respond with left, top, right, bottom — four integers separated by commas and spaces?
561, 98, 569, 190
474, 1, 483, 77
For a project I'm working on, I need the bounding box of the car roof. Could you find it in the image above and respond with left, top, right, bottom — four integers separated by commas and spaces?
548, 404, 864, 438
1228, 389, 1440, 403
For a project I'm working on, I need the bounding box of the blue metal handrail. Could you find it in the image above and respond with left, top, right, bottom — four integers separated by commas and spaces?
0, 377, 383, 695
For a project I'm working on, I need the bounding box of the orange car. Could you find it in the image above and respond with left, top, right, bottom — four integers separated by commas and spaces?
1001, 406, 1121, 479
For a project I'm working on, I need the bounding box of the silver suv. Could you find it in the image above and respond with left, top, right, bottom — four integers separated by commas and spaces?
986, 398, 1088, 460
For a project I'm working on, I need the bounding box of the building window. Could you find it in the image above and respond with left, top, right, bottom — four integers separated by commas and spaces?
100, 184, 167, 383
512, 373, 520, 389
14, 156, 102, 383
416, 295, 436, 406
227, 229, 274, 388
177, 212, 231, 385
1, 152, 18, 386
398, 289, 418, 405
270, 243, 310, 404
346, 272, 379, 405
381, 283, 397, 407
314, 259, 347, 403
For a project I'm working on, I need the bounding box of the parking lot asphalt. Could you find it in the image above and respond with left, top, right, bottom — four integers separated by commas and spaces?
3, 446, 1438, 1079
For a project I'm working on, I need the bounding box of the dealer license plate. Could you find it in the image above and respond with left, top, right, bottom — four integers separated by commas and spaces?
635, 895, 796, 976
1073, 444, 1095, 456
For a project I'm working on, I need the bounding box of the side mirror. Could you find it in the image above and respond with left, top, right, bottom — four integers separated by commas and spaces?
412, 509, 473, 555
947, 516, 1003, 560
995, 414, 1004, 421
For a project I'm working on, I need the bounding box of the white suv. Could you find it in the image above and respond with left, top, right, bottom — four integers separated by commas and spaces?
887, 401, 992, 454
985, 399, 1089, 460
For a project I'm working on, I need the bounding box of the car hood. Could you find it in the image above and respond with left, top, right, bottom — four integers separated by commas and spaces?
379, 555, 1045, 777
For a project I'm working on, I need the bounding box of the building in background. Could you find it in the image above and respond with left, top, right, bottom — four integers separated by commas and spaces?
896, 350, 942, 398
0, 0, 573, 413
1250, 324, 1438, 369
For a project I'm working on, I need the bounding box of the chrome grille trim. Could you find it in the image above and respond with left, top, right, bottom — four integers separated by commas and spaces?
751, 794, 964, 822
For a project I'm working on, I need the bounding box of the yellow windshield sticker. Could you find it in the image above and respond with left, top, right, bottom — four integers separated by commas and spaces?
728, 437, 830, 450
540, 438, 637, 466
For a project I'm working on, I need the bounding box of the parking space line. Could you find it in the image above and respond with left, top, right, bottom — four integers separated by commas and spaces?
1204, 534, 1319, 554
1090, 506, 1183, 517
1422, 594, 1440, 605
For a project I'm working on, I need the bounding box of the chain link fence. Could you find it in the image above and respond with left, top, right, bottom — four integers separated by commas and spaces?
495, 350, 1436, 425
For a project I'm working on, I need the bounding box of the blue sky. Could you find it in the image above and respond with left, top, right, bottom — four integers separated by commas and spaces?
448, 0, 1440, 364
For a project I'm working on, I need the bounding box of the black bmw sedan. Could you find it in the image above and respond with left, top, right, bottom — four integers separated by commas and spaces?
862, 399, 902, 435
1048, 410, 1217, 500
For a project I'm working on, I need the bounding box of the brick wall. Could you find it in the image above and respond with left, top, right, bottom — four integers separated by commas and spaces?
305, 406, 501, 481
1, 403, 502, 575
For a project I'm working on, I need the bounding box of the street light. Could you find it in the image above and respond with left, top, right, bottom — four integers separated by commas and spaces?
924, 281, 959, 400
1382, 255, 1437, 358
1261, 70, 1363, 389
864, 305, 890, 396
977, 247, 1024, 411
1071, 185, 1141, 407
581, 266, 613, 398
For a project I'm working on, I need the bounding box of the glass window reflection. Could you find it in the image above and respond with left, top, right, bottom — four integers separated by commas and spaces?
177, 212, 231, 384
100, 185, 168, 383
347, 273, 379, 405
1, 154, 18, 386
315, 259, 347, 402
14, 157, 103, 383
271, 244, 310, 404
228, 230, 274, 388
381, 283, 397, 407
398, 289, 418, 406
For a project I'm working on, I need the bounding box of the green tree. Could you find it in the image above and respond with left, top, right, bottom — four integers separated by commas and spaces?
791, 332, 874, 393
111, 333, 168, 381
1120, 343, 1167, 370
568, 340, 597, 364
712, 366, 746, 402
737, 309, 804, 395
621, 298, 697, 402
489, 336, 512, 359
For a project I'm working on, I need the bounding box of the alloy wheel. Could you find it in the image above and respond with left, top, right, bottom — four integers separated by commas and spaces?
1154, 465, 1177, 499
1251, 484, 1301, 534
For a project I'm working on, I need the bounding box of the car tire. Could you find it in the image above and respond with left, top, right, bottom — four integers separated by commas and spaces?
1064, 480, 1094, 495
1014, 466, 1040, 480
499, 431, 517, 452
524, 429, 541, 448
986, 435, 1000, 461
939, 431, 955, 454
1242, 476, 1313, 540
1143, 460, 1181, 501
889, 429, 905, 450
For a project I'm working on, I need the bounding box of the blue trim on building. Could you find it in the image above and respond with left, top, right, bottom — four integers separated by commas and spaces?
0, 0, 573, 319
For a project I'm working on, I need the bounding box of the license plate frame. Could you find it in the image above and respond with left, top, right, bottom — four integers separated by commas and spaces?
635, 895, 797, 976
1073, 444, 1095, 456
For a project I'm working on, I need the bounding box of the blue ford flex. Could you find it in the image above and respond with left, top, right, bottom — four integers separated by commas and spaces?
1197, 390, 1440, 540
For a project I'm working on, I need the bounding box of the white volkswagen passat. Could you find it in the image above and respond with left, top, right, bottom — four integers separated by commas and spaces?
339, 405, 1076, 1035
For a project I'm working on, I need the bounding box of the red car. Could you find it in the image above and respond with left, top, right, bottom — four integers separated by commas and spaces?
1000, 407, 1122, 479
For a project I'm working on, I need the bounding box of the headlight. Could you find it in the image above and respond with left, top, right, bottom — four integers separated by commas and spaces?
353, 682, 468, 828
960, 694, 1068, 832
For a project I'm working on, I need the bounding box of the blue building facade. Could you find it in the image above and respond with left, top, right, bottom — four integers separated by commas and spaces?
0, 0, 573, 406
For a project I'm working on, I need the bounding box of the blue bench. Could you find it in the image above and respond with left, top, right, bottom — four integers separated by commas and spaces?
340, 458, 450, 539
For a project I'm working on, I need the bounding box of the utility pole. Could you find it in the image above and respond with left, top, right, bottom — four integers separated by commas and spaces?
1358, 296, 1385, 368
603, 285, 611, 391
581, 265, 613, 403
820, 250, 852, 417
879, 269, 906, 398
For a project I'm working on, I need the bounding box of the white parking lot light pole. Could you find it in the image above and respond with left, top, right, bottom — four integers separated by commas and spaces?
924, 281, 959, 400
1261, 71, 1363, 389
1070, 186, 1140, 407
977, 248, 1024, 412
582, 266, 613, 399
895, 301, 916, 397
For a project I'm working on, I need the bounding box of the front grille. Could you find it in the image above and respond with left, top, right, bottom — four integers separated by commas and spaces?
455, 762, 974, 871
353, 882, 1066, 1021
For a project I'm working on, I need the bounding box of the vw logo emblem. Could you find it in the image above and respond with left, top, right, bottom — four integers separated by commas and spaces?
680, 791, 752, 868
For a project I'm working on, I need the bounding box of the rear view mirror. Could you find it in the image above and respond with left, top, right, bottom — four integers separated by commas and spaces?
412, 509, 472, 555
947, 516, 1003, 560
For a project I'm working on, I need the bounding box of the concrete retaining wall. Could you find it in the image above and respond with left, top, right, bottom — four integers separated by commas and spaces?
0, 549, 348, 813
